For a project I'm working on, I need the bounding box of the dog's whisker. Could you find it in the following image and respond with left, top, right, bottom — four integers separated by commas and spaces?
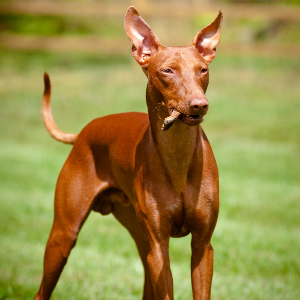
152, 103, 163, 120
152, 103, 161, 113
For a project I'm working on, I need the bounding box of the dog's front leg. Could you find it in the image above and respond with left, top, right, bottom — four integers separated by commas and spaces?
191, 237, 214, 300
147, 239, 173, 300
135, 202, 174, 300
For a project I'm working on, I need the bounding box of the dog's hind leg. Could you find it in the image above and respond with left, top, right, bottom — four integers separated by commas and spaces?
113, 202, 155, 300
34, 156, 105, 300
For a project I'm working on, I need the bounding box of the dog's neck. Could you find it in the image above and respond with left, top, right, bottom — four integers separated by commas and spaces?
146, 86, 202, 192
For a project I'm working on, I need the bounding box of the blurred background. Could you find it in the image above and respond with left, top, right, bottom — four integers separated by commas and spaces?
0, 0, 299, 299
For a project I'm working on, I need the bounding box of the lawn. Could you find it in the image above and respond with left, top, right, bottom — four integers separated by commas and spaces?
0, 49, 299, 300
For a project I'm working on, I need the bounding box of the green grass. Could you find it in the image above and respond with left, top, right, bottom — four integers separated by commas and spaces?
0, 49, 299, 300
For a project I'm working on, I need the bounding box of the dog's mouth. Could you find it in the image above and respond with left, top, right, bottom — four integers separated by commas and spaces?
182, 114, 203, 123
161, 108, 204, 131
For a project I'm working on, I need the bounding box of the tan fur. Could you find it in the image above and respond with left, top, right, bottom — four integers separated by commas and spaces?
35, 7, 222, 300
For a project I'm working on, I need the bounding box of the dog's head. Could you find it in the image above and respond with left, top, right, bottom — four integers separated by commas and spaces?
124, 7, 223, 129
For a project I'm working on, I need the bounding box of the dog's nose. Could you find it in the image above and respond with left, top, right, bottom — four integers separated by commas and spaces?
189, 97, 209, 115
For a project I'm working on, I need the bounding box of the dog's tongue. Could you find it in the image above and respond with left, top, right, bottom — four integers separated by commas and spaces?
161, 110, 181, 131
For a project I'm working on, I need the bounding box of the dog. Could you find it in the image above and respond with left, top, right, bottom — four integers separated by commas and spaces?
35, 6, 223, 300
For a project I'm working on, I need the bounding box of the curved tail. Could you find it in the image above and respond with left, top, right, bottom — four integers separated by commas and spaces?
42, 73, 78, 145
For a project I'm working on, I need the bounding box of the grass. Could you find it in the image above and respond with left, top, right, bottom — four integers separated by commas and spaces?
0, 49, 299, 300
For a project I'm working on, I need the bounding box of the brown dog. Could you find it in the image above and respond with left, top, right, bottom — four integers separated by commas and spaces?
35, 6, 222, 300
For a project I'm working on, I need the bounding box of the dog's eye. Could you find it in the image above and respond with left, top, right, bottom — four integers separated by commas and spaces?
201, 68, 208, 74
163, 69, 172, 74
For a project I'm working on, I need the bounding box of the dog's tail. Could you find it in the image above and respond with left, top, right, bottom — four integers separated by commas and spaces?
42, 73, 78, 145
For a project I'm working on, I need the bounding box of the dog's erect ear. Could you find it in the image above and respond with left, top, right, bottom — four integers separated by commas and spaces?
125, 6, 161, 67
190, 11, 223, 64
